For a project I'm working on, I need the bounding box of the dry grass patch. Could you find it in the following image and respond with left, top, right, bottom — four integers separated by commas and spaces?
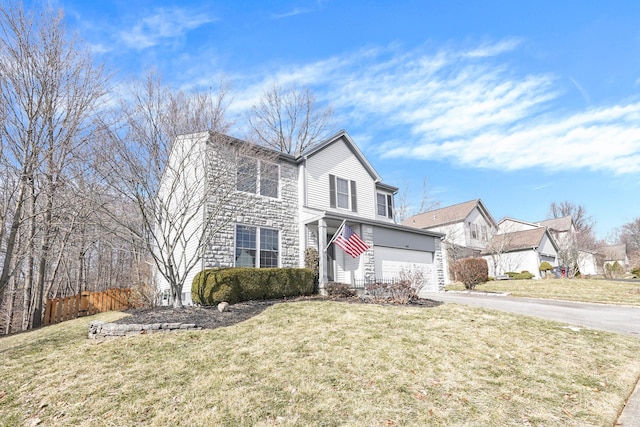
447, 278, 640, 305
1, 302, 640, 426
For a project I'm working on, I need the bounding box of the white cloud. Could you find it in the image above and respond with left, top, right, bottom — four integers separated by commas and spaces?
220, 38, 640, 176
120, 8, 215, 50
285, 40, 640, 175
461, 38, 521, 58
271, 8, 312, 19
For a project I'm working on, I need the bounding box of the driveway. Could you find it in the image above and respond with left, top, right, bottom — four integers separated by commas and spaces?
427, 292, 640, 337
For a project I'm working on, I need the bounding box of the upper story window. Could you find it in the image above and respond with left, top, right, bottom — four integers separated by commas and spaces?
468, 222, 478, 240
329, 174, 357, 212
377, 193, 393, 219
260, 161, 278, 198
237, 157, 279, 198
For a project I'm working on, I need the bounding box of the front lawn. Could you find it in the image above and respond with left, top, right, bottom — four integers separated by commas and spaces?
2, 300, 640, 426
446, 278, 640, 305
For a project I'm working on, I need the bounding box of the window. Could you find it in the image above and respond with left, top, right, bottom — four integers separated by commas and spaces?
470, 223, 478, 240
329, 174, 357, 212
481, 225, 488, 242
377, 193, 393, 219
336, 178, 350, 209
259, 228, 279, 268
161, 290, 170, 305
237, 158, 257, 193
236, 157, 279, 198
260, 162, 278, 198
235, 225, 279, 268
235, 225, 256, 267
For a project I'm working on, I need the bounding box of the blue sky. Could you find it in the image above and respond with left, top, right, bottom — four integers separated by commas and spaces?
57, 0, 640, 239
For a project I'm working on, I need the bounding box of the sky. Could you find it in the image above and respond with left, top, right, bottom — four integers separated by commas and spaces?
54, 0, 640, 239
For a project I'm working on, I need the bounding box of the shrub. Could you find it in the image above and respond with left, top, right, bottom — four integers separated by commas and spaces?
192, 268, 314, 305
604, 261, 625, 279
365, 280, 417, 304
539, 261, 553, 272
326, 282, 356, 298
304, 247, 320, 292
398, 265, 427, 294
631, 266, 640, 278
453, 258, 488, 290
516, 271, 535, 280
505, 272, 519, 278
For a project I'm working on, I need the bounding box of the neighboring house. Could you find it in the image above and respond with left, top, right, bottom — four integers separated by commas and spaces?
482, 228, 559, 279
577, 250, 599, 276
403, 199, 497, 283
158, 130, 445, 305
597, 244, 629, 272
536, 216, 575, 244
499, 215, 599, 276
497, 217, 542, 234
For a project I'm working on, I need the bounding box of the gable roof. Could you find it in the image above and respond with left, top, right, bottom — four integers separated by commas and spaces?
535, 216, 574, 232
403, 199, 496, 229
497, 217, 539, 229
597, 244, 627, 261
483, 227, 556, 254
301, 129, 386, 185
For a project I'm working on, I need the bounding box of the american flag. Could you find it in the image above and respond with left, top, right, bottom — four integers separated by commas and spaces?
334, 224, 370, 258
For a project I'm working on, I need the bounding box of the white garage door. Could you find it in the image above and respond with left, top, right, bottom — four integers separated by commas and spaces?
374, 246, 437, 293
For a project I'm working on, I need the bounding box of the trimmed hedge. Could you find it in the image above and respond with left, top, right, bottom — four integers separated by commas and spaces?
506, 270, 535, 280
192, 268, 315, 305
539, 261, 553, 272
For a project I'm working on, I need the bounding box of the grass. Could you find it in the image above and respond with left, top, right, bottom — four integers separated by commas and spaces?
446, 278, 640, 305
2, 301, 640, 426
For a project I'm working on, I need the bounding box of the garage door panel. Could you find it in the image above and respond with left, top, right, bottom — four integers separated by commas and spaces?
374, 246, 437, 293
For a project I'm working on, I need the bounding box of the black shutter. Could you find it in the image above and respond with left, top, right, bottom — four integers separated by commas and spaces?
387, 194, 393, 219
329, 174, 336, 208
350, 180, 357, 212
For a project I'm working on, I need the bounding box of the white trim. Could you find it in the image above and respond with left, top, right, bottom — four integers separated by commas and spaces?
234, 224, 281, 268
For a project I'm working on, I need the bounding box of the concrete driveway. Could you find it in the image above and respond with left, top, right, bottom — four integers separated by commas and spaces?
427, 292, 640, 337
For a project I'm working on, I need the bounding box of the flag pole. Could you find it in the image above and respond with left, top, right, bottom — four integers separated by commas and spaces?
324, 219, 346, 252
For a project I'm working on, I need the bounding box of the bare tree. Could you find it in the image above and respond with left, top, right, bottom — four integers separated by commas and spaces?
95, 72, 261, 308
547, 201, 598, 276
0, 3, 108, 328
483, 233, 519, 277
247, 82, 333, 156
394, 178, 440, 224
548, 201, 595, 236
618, 217, 640, 252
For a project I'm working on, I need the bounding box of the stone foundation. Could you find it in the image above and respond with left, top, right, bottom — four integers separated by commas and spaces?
88, 320, 201, 339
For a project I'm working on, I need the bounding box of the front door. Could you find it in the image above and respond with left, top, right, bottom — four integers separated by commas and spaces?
326, 235, 335, 282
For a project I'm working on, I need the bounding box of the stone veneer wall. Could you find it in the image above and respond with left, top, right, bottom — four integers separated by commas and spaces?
434, 238, 445, 291
203, 148, 299, 269
361, 224, 376, 283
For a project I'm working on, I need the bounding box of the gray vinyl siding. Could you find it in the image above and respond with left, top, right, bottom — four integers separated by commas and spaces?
305, 138, 377, 219
373, 227, 436, 252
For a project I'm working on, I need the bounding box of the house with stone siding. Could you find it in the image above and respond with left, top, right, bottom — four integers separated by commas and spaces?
158, 130, 445, 305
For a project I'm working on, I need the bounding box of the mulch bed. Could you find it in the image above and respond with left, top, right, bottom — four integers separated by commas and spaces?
115, 296, 442, 330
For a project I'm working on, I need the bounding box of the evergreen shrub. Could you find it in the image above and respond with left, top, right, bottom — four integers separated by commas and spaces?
192, 268, 314, 305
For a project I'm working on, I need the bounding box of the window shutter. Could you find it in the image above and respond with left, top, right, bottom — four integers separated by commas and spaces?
350, 180, 357, 212
387, 194, 393, 219
329, 174, 336, 208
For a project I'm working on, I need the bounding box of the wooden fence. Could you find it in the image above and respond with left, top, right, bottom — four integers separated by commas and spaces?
44, 288, 139, 326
